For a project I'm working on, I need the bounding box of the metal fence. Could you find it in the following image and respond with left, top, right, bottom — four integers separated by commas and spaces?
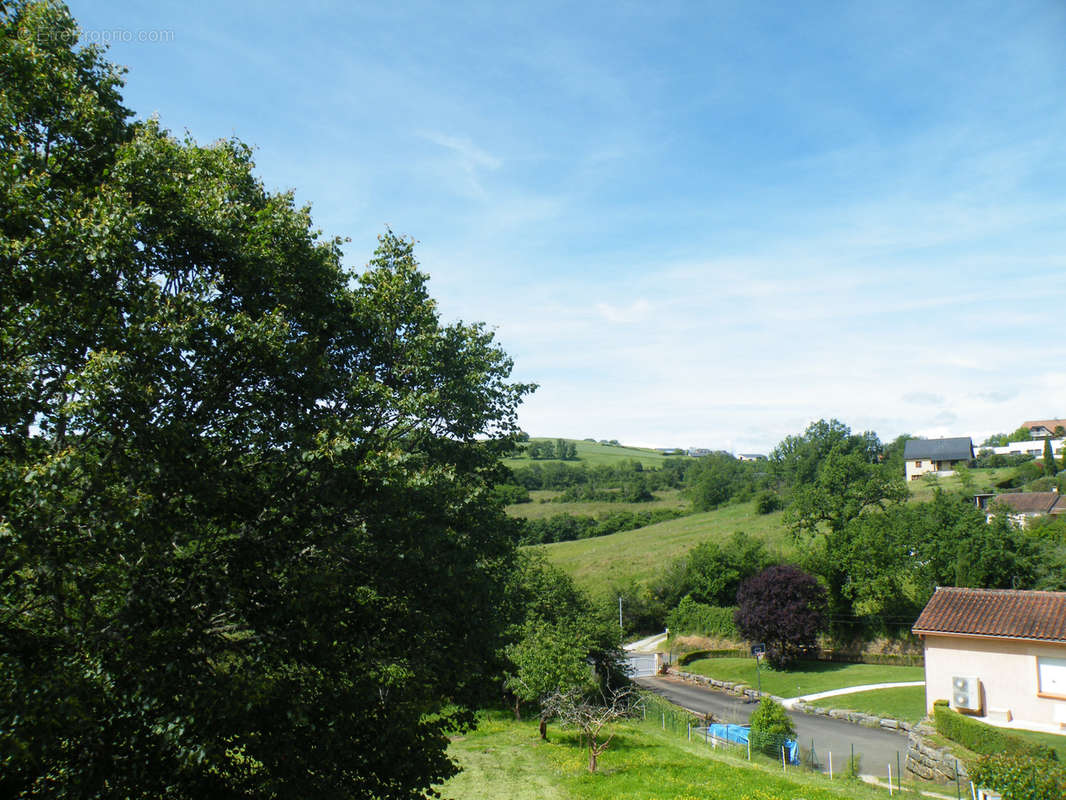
634, 691, 976, 798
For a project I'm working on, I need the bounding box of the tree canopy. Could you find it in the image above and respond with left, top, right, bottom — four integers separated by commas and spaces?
734, 565, 827, 668
1, 3, 532, 797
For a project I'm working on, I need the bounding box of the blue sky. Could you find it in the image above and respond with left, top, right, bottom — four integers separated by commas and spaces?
68, 0, 1066, 452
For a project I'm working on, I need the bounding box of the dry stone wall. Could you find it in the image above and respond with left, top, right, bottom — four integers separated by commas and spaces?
902, 724, 970, 784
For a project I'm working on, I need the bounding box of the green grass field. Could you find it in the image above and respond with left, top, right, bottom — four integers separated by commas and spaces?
507, 441, 1025, 604
536, 501, 790, 598
440, 709, 894, 800
681, 658, 924, 698
507, 489, 691, 520
504, 438, 690, 470
808, 686, 928, 725
904, 466, 1018, 501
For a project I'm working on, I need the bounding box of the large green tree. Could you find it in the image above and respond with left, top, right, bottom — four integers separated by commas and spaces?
768, 418, 881, 490
785, 447, 908, 628
0, 3, 531, 797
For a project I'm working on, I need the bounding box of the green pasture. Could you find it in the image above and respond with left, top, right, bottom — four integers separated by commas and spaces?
809, 686, 928, 725
680, 657, 924, 698
507, 489, 690, 520
535, 501, 790, 598
904, 466, 1019, 501
503, 438, 689, 470
440, 709, 893, 800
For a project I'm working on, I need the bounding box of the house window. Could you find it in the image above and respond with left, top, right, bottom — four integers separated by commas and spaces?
1037, 656, 1066, 699
914, 461, 922, 468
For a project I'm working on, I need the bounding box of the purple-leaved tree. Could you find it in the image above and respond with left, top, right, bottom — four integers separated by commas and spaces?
734, 565, 828, 669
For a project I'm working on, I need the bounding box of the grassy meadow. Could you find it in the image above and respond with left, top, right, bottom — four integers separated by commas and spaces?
533, 501, 791, 598
507, 489, 690, 521
904, 466, 1019, 501
440, 709, 896, 800
503, 438, 690, 470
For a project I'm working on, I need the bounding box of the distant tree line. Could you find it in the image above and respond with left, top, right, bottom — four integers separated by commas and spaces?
518, 509, 684, 545
526, 438, 578, 459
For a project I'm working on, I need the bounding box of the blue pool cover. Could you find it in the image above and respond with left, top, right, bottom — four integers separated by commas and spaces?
703, 724, 799, 764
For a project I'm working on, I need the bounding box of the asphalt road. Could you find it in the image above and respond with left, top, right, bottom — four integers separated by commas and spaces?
636, 676, 910, 776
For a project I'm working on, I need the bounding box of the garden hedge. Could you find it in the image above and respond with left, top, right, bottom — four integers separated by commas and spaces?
932, 700, 1057, 761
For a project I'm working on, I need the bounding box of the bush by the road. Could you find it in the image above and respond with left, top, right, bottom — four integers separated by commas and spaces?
748, 697, 795, 758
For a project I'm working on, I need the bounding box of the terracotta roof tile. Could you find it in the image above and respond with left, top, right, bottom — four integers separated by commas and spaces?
992, 492, 1061, 514
913, 587, 1066, 643
1023, 419, 1066, 433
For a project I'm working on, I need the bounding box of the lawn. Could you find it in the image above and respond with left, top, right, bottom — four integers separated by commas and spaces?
535, 501, 791, 598
504, 438, 690, 470
440, 709, 895, 800
904, 466, 1019, 501
681, 658, 925, 698
507, 489, 691, 520
808, 686, 928, 725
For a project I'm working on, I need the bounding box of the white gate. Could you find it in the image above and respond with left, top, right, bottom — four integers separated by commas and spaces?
625, 652, 658, 678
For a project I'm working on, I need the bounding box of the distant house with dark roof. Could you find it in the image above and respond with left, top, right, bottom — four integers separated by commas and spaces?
913, 587, 1066, 732
1022, 419, 1066, 438
902, 437, 973, 481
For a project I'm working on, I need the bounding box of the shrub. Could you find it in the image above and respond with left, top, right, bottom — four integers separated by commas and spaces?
492, 483, 531, 504
977, 452, 1036, 469
970, 753, 1066, 800
748, 697, 795, 758
665, 597, 738, 639
754, 490, 783, 514
933, 701, 1057, 761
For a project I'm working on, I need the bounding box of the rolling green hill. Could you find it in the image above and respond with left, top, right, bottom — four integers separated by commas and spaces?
534, 500, 792, 599
512, 441, 1028, 601
503, 438, 689, 469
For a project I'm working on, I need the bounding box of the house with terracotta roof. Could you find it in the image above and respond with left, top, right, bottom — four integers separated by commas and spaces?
902, 437, 973, 481
913, 587, 1066, 733
1022, 419, 1066, 438
989, 492, 1066, 528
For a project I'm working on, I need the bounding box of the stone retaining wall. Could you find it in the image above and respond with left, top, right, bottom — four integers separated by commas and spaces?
902, 724, 970, 785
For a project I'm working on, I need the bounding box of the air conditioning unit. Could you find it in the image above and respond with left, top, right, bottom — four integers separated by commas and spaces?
951, 675, 981, 712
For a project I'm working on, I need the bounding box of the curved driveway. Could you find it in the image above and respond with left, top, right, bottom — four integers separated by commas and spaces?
636, 675, 910, 775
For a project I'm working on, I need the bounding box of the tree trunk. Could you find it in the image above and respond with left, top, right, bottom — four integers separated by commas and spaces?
512, 696, 521, 721
588, 745, 597, 772
539, 717, 547, 740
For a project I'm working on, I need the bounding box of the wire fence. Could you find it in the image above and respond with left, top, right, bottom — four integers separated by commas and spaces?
633, 691, 972, 797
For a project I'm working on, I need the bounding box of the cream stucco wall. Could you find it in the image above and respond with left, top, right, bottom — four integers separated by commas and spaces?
923, 634, 1066, 730
905, 458, 961, 481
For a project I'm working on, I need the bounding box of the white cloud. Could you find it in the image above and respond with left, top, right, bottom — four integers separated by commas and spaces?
595, 299, 651, 323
